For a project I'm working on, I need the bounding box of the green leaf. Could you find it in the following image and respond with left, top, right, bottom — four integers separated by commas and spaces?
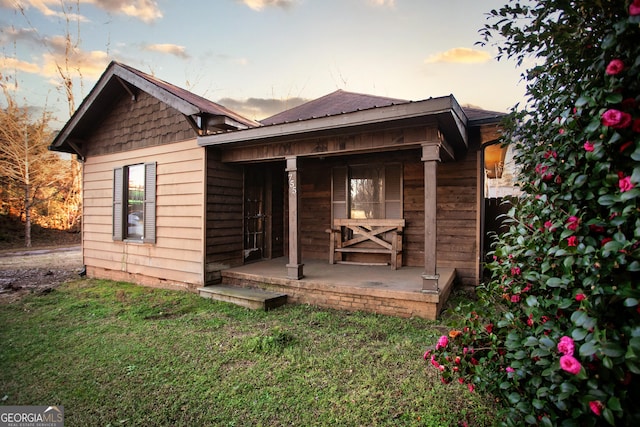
572, 328, 588, 341
579, 341, 598, 357
608, 396, 622, 412
605, 92, 623, 104
547, 277, 566, 288
603, 408, 615, 426
601, 343, 624, 358
525, 414, 537, 425
624, 298, 639, 307
526, 295, 538, 307
507, 392, 521, 404
524, 336, 538, 346
597, 194, 617, 206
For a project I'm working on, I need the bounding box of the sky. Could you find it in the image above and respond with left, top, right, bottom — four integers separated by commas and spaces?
0, 0, 527, 128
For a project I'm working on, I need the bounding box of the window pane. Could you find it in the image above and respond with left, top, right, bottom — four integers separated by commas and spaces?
350, 166, 383, 219
127, 164, 145, 239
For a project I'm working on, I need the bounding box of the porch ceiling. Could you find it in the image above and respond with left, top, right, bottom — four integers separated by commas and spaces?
198, 95, 468, 162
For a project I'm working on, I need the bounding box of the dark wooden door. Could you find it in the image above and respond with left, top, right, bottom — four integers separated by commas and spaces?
244, 170, 265, 262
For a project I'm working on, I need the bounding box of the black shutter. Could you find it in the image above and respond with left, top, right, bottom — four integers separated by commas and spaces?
113, 167, 124, 241
143, 162, 156, 243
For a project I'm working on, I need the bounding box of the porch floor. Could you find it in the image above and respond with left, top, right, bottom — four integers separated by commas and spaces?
218, 257, 456, 320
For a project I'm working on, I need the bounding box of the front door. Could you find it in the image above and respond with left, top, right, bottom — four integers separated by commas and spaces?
244, 169, 265, 262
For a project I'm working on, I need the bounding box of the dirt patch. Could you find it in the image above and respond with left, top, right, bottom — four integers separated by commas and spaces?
0, 246, 83, 304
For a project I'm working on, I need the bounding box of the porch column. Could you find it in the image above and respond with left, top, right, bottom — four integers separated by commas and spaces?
286, 156, 304, 279
422, 141, 441, 292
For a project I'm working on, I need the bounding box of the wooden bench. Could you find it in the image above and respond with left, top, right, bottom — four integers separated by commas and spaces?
327, 218, 405, 270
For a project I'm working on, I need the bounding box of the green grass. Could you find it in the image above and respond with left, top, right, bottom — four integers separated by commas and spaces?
0, 280, 496, 426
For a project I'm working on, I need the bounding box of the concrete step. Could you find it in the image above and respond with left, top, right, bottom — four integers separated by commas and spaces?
197, 285, 287, 311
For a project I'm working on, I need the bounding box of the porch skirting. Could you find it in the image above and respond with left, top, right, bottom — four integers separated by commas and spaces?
220, 258, 456, 320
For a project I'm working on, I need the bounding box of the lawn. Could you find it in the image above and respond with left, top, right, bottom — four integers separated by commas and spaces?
0, 280, 496, 426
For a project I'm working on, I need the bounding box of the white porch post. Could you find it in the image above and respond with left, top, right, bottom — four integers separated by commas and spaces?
286, 156, 304, 279
422, 141, 441, 292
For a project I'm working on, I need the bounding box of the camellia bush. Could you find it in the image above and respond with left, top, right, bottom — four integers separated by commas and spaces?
425, 1, 640, 425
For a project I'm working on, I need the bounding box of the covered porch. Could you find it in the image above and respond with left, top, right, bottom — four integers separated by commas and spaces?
216, 257, 456, 319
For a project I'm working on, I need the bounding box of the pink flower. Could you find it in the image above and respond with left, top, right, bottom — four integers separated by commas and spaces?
575, 293, 586, 302
601, 237, 613, 247
436, 335, 448, 350
557, 336, 575, 356
567, 236, 578, 247
544, 150, 557, 159
506, 366, 515, 373
560, 355, 582, 375
430, 355, 440, 368
511, 295, 521, 303
567, 216, 580, 231
423, 350, 431, 360
605, 59, 625, 75
589, 401, 604, 416
458, 377, 464, 384
485, 323, 493, 334
583, 141, 595, 152
630, 0, 640, 15
544, 221, 556, 232
511, 266, 521, 276
602, 109, 632, 129
454, 356, 461, 364
467, 383, 475, 393
619, 176, 634, 192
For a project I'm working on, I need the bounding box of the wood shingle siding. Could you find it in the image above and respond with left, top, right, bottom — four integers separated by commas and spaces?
86, 91, 194, 156
83, 139, 205, 289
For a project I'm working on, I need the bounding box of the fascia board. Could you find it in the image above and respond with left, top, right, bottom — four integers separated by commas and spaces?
198, 96, 463, 147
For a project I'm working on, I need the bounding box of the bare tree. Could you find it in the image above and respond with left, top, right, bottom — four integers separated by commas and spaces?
0, 81, 66, 246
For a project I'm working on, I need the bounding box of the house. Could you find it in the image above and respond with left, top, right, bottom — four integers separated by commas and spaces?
50, 61, 506, 319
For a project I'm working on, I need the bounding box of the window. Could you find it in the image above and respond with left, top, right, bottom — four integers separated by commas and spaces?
332, 163, 402, 219
113, 162, 156, 243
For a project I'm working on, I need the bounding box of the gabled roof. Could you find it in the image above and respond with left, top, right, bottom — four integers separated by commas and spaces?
50, 61, 259, 157
261, 90, 408, 125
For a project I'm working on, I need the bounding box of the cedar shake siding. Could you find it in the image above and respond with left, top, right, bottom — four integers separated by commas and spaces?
85, 90, 194, 156
83, 141, 205, 290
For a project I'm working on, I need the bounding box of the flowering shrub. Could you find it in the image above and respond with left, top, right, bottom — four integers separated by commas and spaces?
425, 1, 640, 425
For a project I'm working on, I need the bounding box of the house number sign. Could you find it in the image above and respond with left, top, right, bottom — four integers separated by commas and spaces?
288, 172, 297, 195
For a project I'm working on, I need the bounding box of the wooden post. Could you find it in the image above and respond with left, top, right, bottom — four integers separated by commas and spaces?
286, 156, 304, 279
422, 141, 441, 292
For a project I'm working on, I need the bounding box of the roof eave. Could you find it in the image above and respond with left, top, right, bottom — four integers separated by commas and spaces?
198, 95, 469, 149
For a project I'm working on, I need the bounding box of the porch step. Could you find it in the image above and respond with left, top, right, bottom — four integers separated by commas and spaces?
197, 285, 287, 311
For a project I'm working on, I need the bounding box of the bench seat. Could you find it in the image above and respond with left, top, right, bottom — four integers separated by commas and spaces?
327, 218, 405, 270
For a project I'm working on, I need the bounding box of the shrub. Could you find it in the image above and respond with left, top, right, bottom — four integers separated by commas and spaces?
425, 1, 640, 425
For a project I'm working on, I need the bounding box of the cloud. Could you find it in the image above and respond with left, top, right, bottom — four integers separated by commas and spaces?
217, 96, 308, 120
240, 0, 295, 11
143, 43, 190, 59
39, 35, 109, 79
91, 0, 163, 23
0, 0, 162, 23
0, 56, 41, 74
424, 48, 492, 64
368, 0, 395, 7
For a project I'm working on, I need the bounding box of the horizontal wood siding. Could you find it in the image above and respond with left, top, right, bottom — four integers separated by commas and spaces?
82, 139, 205, 288
205, 149, 244, 282
436, 150, 479, 286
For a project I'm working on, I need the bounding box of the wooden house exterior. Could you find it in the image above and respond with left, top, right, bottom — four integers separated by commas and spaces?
51, 62, 504, 319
